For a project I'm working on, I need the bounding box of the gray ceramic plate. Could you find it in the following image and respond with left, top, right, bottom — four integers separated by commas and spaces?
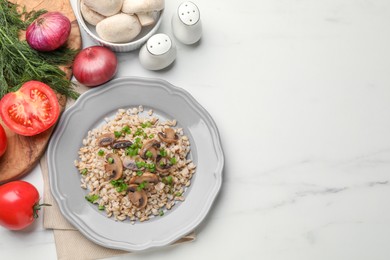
47, 77, 224, 251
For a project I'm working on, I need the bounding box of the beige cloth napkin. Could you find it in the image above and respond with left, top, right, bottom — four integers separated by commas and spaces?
40, 85, 195, 260
41, 155, 195, 259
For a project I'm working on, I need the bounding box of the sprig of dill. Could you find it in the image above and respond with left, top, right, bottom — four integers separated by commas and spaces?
0, 0, 79, 99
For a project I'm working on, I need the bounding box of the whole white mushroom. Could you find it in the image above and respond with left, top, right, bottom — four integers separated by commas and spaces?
80, 0, 106, 26
96, 13, 142, 43
84, 0, 123, 17
122, 0, 164, 14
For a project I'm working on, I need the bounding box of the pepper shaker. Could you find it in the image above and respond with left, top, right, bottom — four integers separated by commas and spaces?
171, 1, 202, 45
139, 33, 177, 70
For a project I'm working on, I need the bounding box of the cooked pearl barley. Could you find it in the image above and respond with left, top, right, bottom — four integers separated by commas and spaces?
76, 107, 196, 223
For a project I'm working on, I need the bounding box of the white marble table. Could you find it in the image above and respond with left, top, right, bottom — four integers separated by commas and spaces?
2, 0, 390, 259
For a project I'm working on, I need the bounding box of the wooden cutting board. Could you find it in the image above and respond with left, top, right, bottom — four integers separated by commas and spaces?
0, 0, 82, 184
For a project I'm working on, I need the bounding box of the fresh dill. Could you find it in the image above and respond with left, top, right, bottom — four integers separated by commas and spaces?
0, 0, 79, 99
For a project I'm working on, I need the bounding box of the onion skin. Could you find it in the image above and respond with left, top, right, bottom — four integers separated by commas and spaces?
26, 12, 71, 52
73, 46, 118, 87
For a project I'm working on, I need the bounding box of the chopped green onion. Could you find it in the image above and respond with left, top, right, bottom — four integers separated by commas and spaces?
141, 121, 152, 128
159, 161, 166, 167
126, 146, 139, 157
85, 194, 99, 203
108, 157, 114, 164
98, 205, 105, 210
159, 148, 167, 157
131, 138, 143, 149
146, 163, 156, 172
81, 168, 88, 175
136, 171, 143, 176
145, 150, 153, 158
162, 176, 173, 186
149, 134, 154, 139
122, 125, 131, 134
131, 148, 139, 156
175, 192, 182, 197
159, 210, 164, 216
110, 179, 128, 192
136, 161, 146, 168
114, 131, 122, 138
170, 157, 177, 165
98, 150, 105, 156
137, 181, 147, 191
134, 128, 144, 136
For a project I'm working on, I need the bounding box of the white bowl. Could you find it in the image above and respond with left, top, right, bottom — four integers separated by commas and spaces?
74, 0, 163, 52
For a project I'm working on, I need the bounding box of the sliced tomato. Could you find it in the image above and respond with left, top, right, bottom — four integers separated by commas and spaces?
0, 81, 60, 136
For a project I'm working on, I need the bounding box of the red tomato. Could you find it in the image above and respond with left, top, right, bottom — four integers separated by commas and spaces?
0, 81, 60, 136
0, 123, 6, 156
0, 181, 45, 230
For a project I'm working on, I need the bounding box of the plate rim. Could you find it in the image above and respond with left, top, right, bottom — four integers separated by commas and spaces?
47, 76, 224, 251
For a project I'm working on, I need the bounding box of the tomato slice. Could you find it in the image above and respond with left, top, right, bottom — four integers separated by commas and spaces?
0, 81, 60, 136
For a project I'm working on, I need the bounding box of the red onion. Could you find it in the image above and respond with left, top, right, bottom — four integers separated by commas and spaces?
73, 46, 118, 87
26, 12, 71, 52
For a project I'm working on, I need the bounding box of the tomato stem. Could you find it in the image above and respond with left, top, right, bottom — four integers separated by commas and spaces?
33, 203, 51, 219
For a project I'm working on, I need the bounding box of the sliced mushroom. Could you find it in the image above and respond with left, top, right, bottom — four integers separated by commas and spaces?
130, 172, 159, 184
122, 156, 138, 170
127, 184, 147, 208
158, 127, 178, 144
97, 133, 115, 147
104, 153, 123, 180
139, 139, 160, 160
112, 140, 133, 149
156, 155, 172, 174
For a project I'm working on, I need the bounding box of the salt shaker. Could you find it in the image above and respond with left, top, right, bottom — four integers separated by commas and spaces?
139, 33, 177, 70
171, 1, 202, 45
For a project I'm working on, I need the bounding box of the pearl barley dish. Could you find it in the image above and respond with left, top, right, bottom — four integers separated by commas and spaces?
74, 106, 196, 223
